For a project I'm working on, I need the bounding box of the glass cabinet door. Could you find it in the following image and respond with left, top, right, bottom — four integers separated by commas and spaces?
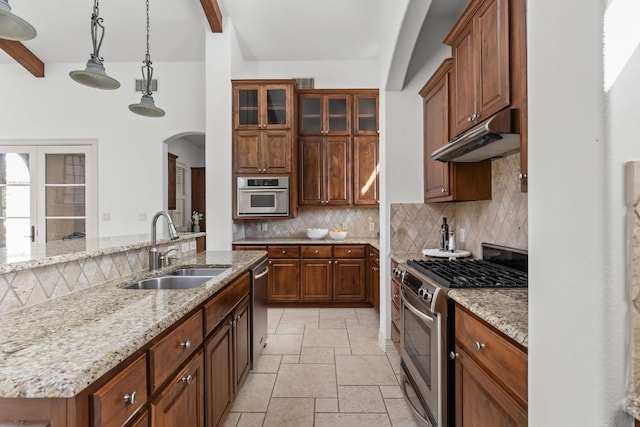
299, 95, 323, 135
355, 95, 379, 135
264, 88, 288, 126
236, 87, 260, 128
325, 95, 351, 135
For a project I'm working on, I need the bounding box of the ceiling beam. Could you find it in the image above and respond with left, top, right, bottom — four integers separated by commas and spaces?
199, 0, 223, 33
0, 40, 44, 77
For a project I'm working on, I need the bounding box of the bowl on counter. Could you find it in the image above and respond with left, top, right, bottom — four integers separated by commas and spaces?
329, 230, 347, 240
306, 228, 329, 239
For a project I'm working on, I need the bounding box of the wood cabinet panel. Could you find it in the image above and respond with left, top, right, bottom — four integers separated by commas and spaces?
191, 167, 206, 232
268, 259, 300, 301
233, 296, 251, 391
150, 351, 205, 427
149, 311, 203, 393
299, 137, 324, 205
268, 246, 300, 259
168, 153, 178, 211
301, 259, 333, 301
205, 320, 233, 427
353, 136, 379, 205
334, 245, 366, 258
300, 245, 332, 258
368, 247, 380, 312
333, 259, 366, 301
204, 272, 250, 336
233, 131, 261, 172
92, 354, 147, 427
129, 411, 148, 427
233, 81, 293, 130
325, 137, 352, 205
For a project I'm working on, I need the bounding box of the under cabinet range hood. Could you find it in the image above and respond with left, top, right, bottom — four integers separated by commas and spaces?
432, 109, 521, 162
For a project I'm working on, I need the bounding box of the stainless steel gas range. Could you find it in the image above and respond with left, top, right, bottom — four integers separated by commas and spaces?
393, 243, 528, 427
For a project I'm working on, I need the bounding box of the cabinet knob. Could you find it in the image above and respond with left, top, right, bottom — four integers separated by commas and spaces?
124, 391, 138, 405
441, 188, 446, 193
181, 374, 193, 385
393, 293, 399, 298
315, 250, 319, 254
282, 250, 286, 254
372, 267, 379, 271
474, 341, 486, 351
450, 351, 459, 360
347, 250, 352, 253
181, 340, 191, 350
468, 115, 473, 122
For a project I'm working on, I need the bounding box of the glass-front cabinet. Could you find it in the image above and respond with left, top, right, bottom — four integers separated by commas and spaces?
233, 81, 293, 130
298, 92, 351, 136
354, 95, 379, 135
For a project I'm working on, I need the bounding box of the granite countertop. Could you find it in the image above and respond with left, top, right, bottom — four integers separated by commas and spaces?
0, 250, 266, 399
234, 237, 379, 250
0, 232, 206, 274
390, 251, 528, 348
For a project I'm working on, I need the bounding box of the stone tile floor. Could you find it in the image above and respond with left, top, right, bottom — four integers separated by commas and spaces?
222, 307, 420, 427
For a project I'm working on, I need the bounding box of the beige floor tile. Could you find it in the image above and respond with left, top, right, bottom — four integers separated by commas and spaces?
272, 363, 337, 398
275, 320, 308, 334
263, 397, 315, 427
380, 385, 404, 398
355, 308, 378, 318
345, 318, 360, 327
300, 347, 335, 363
336, 355, 398, 386
384, 398, 422, 427
315, 413, 392, 426
334, 347, 352, 355
303, 328, 350, 347
231, 373, 276, 412
338, 385, 386, 413
348, 324, 384, 355
262, 334, 302, 355
316, 397, 339, 412
319, 308, 357, 319
237, 412, 266, 427
319, 318, 347, 329
281, 308, 320, 321
282, 354, 300, 363
253, 354, 281, 373
386, 351, 402, 375
221, 412, 240, 427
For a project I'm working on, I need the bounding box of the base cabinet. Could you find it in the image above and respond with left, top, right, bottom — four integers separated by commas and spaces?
205, 320, 233, 427
333, 258, 366, 301
150, 352, 204, 427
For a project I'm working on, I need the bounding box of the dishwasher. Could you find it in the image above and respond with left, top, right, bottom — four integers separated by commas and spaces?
251, 258, 269, 368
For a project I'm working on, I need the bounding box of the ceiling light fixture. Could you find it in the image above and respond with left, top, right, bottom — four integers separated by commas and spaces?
0, 0, 37, 41
129, 0, 165, 117
69, 0, 120, 90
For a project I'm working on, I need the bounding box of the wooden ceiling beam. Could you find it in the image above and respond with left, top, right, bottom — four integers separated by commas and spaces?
199, 0, 223, 33
0, 40, 44, 77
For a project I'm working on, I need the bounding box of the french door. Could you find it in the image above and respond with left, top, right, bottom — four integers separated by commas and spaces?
0, 144, 96, 259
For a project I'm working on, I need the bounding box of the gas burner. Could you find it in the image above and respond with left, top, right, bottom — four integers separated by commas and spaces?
407, 259, 528, 289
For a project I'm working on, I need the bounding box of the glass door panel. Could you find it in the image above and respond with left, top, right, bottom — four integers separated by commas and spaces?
300, 97, 322, 134
356, 97, 378, 133
327, 96, 350, 134
265, 89, 287, 125
238, 89, 259, 126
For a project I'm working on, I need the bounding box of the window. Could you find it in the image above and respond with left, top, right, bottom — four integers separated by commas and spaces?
170, 161, 191, 231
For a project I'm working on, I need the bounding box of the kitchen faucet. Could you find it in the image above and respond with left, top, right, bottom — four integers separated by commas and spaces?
149, 210, 180, 271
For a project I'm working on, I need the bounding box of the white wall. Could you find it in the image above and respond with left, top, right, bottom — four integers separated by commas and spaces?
528, 0, 630, 424
0, 61, 205, 238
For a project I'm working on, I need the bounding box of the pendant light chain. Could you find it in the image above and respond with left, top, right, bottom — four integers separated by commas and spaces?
145, 0, 150, 60
142, 0, 153, 95
91, 0, 105, 62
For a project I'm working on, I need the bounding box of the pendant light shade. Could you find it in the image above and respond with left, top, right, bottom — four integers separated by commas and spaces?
129, 0, 165, 117
0, 0, 37, 41
69, 0, 120, 90
129, 93, 165, 117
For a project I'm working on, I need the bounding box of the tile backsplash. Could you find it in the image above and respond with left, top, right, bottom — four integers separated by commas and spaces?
235, 206, 380, 240
390, 154, 528, 256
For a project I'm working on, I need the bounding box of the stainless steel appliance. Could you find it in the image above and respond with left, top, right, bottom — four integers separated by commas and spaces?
237, 176, 289, 217
250, 257, 269, 368
394, 243, 528, 427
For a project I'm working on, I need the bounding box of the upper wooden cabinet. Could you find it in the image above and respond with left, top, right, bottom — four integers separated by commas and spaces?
233, 130, 292, 174
420, 59, 491, 202
299, 136, 352, 206
233, 81, 295, 130
353, 136, 379, 205
353, 94, 379, 135
445, 0, 511, 136
299, 92, 351, 136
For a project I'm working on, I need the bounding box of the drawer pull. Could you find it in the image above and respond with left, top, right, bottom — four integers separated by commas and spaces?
450, 351, 459, 360
181, 374, 193, 385
180, 340, 192, 350
282, 250, 286, 254
315, 250, 319, 254
474, 341, 486, 351
123, 391, 138, 405
393, 293, 399, 298
347, 250, 352, 253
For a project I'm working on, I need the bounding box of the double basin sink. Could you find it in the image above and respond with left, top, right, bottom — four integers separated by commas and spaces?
124, 267, 231, 290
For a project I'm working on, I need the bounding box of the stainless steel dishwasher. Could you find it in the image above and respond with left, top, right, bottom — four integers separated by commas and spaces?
251, 258, 269, 368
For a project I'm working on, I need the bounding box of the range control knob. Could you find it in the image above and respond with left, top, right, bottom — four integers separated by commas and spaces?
418, 288, 433, 302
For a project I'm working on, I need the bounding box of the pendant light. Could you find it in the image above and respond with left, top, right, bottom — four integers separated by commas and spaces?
69, 0, 120, 90
0, 0, 37, 41
129, 0, 165, 117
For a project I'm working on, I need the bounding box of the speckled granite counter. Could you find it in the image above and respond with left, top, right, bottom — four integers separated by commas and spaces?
390, 251, 528, 348
234, 237, 379, 250
0, 250, 266, 399
0, 232, 206, 274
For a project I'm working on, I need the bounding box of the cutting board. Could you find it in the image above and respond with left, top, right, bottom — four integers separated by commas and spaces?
422, 249, 471, 258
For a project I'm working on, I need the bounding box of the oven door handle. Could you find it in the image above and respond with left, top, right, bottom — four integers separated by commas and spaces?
402, 290, 436, 326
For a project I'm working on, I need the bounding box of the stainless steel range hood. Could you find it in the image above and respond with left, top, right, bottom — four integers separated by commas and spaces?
432, 109, 521, 162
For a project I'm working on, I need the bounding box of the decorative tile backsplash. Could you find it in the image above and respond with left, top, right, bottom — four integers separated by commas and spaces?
236, 206, 380, 240
0, 242, 188, 315
390, 154, 528, 257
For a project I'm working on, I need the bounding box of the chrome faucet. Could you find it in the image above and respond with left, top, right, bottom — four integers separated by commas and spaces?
149, 210, 180, 271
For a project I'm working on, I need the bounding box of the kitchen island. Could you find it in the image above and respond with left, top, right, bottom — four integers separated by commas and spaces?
0, 249, 266, 426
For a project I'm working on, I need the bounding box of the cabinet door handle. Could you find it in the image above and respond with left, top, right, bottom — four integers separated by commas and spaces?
450, 351, 459, 359
180, 340, 191, 350
474, 341, 486, 351
124, 391, 138, 405
282, 250, 286, 254
315, 250, 319, 254
347, 250, 352, 254
372, 267, 379, 271
181, 374, 193, 385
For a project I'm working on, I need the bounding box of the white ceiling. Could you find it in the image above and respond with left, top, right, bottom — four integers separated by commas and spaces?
0, 0, 465, 65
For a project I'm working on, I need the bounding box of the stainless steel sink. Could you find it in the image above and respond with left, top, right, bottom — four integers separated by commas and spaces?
124, 276, 211, 290
169, 267, 230, 277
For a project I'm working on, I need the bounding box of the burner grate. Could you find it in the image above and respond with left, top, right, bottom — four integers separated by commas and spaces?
407, 259, 528, 289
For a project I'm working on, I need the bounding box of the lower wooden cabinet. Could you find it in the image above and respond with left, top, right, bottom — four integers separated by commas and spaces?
232, 296, 251, 391
205, 319, 233, 427
453, 304, 527, 426
130, 411, 149, 427
268, 258, 300, 301
333, 258, 366, 301
390, 262, 402, 352
150, 351, 204, 427
368, 247, 380, 312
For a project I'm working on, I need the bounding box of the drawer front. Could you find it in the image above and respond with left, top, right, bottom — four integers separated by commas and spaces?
334, 245, 365, 258
204, 272, 250, 336
455, 305, 528, 404
92, 354, 147, 427
149, 311, 203, 392
369, 247, 380, 266
268, 246, 300, 258
391, 278, 401, 308
301, 245, 332, 258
